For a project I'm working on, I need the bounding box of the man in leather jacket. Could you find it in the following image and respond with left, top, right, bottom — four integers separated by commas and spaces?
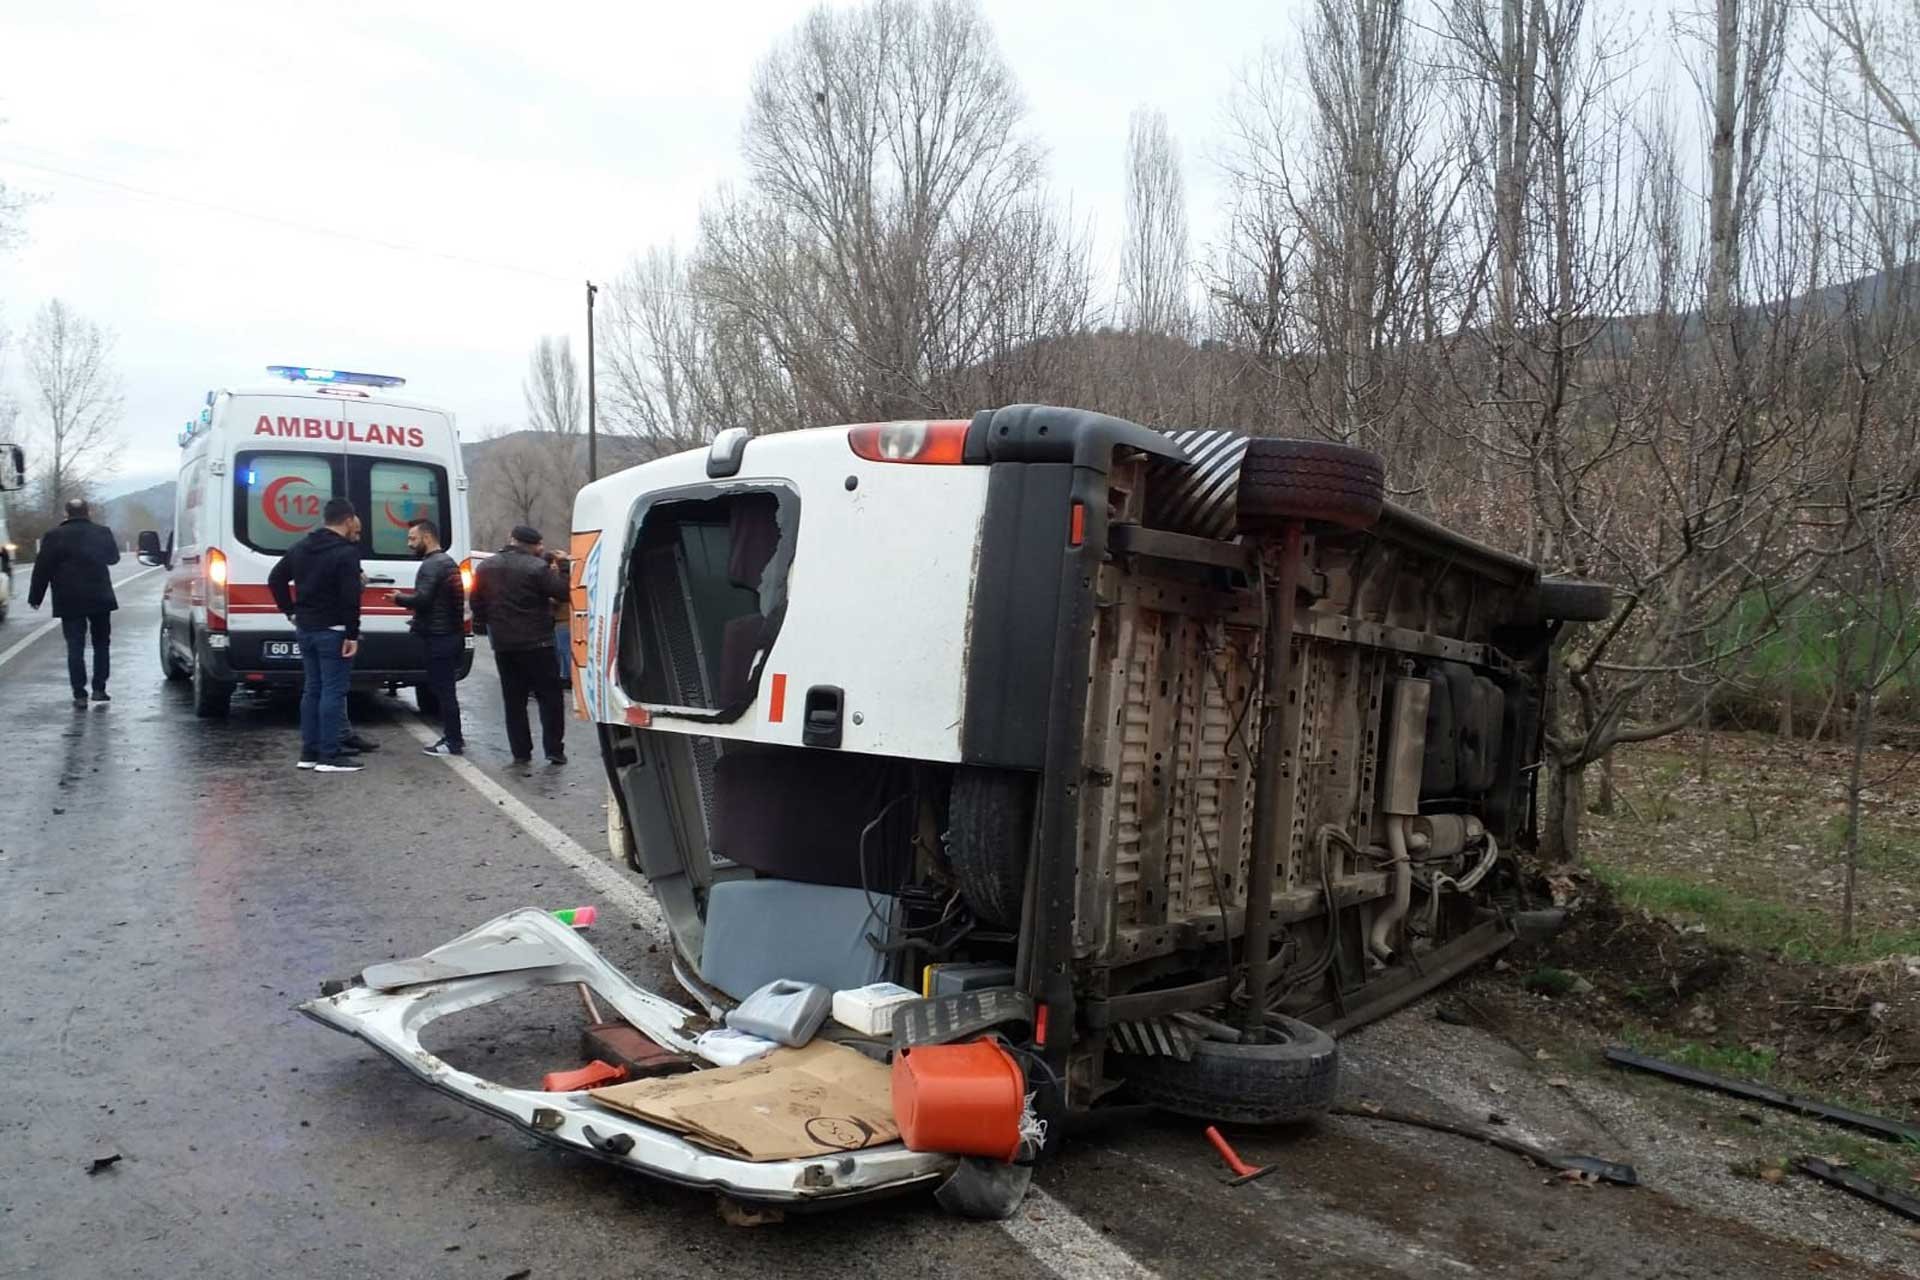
471, 525, 570, 765
394, 518, 466, 756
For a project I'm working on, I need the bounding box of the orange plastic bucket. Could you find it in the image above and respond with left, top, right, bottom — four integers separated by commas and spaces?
890, 1039, 1025, 1162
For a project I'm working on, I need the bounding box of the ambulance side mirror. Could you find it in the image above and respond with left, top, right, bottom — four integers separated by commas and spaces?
0, 444, 23, 492
137, 529, 170, 568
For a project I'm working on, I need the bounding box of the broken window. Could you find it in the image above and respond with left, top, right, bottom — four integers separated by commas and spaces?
620, 488, 790, 719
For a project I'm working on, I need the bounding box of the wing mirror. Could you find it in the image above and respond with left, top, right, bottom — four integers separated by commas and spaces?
137, 529, 173, 569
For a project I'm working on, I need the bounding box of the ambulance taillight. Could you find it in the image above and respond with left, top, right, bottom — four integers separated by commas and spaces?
206, 547, 229, 632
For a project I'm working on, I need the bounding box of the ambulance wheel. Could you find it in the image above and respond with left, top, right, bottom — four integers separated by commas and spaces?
1235, 439, 1385, 533
159, 625, 190, 682
944, 767, 1035, 928
1116, 1015, 1338, 1125
414, 684, 441, 718
192, 653, 232, 718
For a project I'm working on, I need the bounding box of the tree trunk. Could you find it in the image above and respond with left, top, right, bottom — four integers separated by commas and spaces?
1778, 679, 1794, 739
1543, 759, 1586, 864
1695, 701, 1714, 783
1842, 685, 1874, 947
1595, 749, 1616, 816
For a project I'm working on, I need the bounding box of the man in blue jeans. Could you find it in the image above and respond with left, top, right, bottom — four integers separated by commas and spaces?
268, 498, 364, 773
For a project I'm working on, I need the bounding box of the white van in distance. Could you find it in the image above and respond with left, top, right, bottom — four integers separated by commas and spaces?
139, 367, 474, 717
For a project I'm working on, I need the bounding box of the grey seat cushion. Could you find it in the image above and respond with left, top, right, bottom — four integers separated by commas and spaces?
700, 878, 895, 1001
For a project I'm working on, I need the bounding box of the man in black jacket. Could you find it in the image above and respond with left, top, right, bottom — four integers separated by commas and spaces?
472, 525, 570, 765
394, 517, 466, 756
267, 498, 364, 773
28, 498, 121, 708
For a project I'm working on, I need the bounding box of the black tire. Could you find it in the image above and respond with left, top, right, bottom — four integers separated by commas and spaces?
191, 648, 232, 718
1235, 438, 1386, 532
1534, 577, 1612, 623
159, 624, 190, 682
1117, 1015, 1339, 1124
414, 683, 441, 718
944, 767, 1035, 928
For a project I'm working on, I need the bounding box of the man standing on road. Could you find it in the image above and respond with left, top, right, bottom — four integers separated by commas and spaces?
28, 498, 121, 708
472, 525, 569, 766
394, 517, 466, 757
268, 498, 364, 773
545, 548, 573, 689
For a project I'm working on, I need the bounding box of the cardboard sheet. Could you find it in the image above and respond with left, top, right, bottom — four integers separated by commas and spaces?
589, 1040, 898, 1162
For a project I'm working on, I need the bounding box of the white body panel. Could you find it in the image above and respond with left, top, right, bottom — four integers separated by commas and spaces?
571, 426, 988, 765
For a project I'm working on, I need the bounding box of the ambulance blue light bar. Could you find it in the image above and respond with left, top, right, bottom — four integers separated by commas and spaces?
267, 365, 407, 389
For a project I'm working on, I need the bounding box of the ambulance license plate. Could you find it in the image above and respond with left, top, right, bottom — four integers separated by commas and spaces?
266, 641, 302, 659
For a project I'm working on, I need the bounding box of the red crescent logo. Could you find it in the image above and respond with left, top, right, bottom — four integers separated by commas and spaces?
383, 481, 420, 529
262, 475, 317, 534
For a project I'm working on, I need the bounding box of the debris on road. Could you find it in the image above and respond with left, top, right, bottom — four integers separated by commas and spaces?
1604, 1046, 1920, 1144
85, 1154, 121, 1175
1204, 1126, 1278, 1186
1794, 1157, 1920, 1223
1333, 1102, 1639, 1187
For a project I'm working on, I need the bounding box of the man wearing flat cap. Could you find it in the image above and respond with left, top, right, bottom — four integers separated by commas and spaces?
471, 524, 571, 765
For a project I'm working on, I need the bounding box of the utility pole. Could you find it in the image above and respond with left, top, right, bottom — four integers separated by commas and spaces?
585, 279, 599, 483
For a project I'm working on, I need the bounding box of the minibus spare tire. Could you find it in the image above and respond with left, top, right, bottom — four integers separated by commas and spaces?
1235, 438, 1386, 533
944, 767, 1036, 928
1116, 1014, 1338, 1125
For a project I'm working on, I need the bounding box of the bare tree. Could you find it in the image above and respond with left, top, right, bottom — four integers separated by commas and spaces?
1121, 107, 1192, 337
23, 299, 122, 518
1215, 1, 1458, 463
468, 428, 574, 550
523, 336, 583, 437
693, 0, 1062, 427
1809, 0, 1920, 156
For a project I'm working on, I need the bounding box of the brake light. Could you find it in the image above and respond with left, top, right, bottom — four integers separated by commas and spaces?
206, 547, 229, 632
459, 558, 474, 596
846, 420, 970, 465
459, 559, 475, 634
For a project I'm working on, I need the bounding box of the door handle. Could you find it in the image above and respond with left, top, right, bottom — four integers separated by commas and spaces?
802, 685, 844, 748
364, 575, 396, 585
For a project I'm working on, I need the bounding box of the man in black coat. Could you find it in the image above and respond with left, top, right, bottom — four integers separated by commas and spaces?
267, 498, 365, 773
472, 525, 570, 765
394, 517, 466, 756
28, 498, 121, 708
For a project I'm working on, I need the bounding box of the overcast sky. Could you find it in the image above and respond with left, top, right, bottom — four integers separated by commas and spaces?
0, 0, 1304, 496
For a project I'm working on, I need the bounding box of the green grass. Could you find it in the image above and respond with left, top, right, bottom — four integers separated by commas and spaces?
1523, 967, 1579, 996
1603, 1030, 1920, 1183
1616, 1028, 1781, 1082
1724, 589, 1920, 716
1818, 811, 1920, 874
1593, 864, 1920, 964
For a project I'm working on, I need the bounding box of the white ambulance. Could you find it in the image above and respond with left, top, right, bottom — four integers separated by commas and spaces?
0, 441, 23, 623
139, 367, 474, 717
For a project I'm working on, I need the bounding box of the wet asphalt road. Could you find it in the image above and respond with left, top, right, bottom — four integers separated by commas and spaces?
2, 573, 1910, 1280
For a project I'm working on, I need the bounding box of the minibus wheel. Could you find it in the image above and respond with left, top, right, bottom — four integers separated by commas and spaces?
1235, 439, 1386, 533
1116, 1015, 1338, 1124
944, 767, 1035, 928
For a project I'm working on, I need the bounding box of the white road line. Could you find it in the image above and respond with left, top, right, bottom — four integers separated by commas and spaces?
410, 711, 1158, 1278
396, 714, 668, 936
1002, 1187, 1158, 1279
0, 565, 163, 671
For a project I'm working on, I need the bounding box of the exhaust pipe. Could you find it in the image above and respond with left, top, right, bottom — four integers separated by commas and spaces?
1369, 815, 1413, 962
1370, 676, 1428, 963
